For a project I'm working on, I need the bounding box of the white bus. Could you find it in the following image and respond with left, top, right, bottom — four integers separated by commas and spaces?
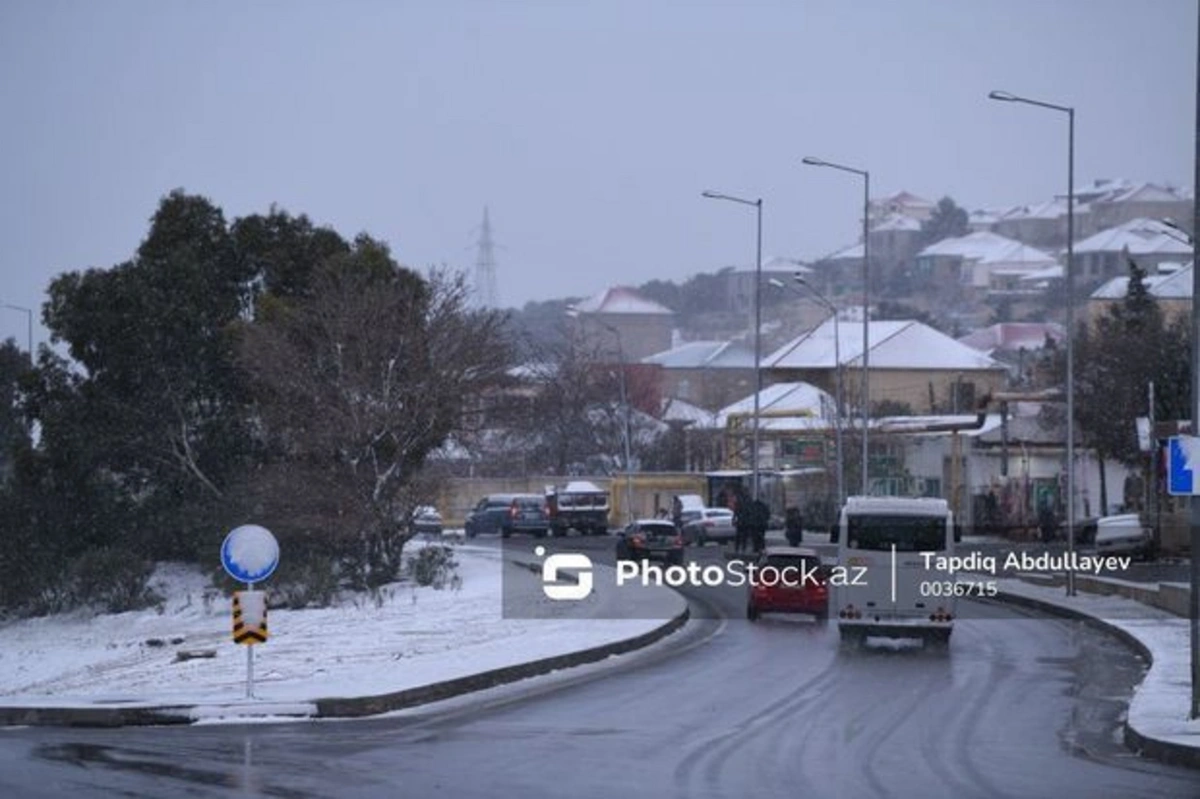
833, 496, 956, 648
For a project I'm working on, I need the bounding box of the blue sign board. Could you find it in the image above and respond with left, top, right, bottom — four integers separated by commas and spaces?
1167, 436, 1200, 496
221, 524, 280, 584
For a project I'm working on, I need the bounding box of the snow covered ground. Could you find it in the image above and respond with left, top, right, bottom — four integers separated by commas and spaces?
0, 542, 683, 715
998, 578, 1200, 753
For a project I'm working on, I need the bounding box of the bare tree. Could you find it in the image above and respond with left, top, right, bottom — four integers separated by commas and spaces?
239, 250, 512, 586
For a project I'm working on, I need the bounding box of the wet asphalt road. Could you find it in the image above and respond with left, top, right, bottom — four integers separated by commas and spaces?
0, 536, 1197, 799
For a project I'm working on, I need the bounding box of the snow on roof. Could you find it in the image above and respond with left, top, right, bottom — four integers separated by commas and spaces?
1073, 177, 1136, 200
1018, 264, 1064, 282
821, 241, 863, 261
1073, 218, 1193, 256
872, 213, 922, 232
766, 318, 1006, 372
958, 322, 1066, 353
968, 208, 1005, 226
573, 286, 674, 315
761, 255, 814, 274
917, 230, 1058, 267
1091, 263, 1194, 300
562, 480, 604, 493
1104, 182, 1187, 205
641, 340, 755, 369
661, 396, 719, 427
715, 379, 830, 422
876, 190, 935, 210
715, 381, 835, 431
998, 197, 1071, 221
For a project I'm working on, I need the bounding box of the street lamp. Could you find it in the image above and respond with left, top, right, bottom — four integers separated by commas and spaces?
801, 156, 871, 495
701, 190, 763, 500
768, 276, 845, 507
565, 307, 636, 523
989, 89, 1077, 598
1, 304, 33, 366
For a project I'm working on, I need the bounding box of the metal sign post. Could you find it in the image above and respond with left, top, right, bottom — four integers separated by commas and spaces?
221, 525, 279, 701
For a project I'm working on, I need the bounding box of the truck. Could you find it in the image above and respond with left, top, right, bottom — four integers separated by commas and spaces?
545, 481, 611, 536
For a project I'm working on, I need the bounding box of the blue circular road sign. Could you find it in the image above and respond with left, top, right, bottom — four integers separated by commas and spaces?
221, 524, 280, 584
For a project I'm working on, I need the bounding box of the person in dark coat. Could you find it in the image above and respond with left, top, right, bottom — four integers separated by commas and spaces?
1038, 503, 1057, 544
733, 491, 751, 554
749, 498, 770, 553
785, 506, 804, 547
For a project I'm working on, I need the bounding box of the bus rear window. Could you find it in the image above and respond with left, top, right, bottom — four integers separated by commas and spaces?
846, 515, 947, 551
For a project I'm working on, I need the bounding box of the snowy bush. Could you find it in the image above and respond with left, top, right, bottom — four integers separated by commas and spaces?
406, 545, 459, 589
267, 555, 339, 609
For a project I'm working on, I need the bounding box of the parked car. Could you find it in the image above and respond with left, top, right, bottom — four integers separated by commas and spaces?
504, 494, 551, 538
410, 505, 443, 536
1094, 514, 1154, 560
746, 546, 829, 622
464, 494, 550, 538
682, 507, 736, 546
615, 520, 684, 566
465, 494, 513, 537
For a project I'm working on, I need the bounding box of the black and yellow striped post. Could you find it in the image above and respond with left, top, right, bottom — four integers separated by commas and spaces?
232, 591, 268, 645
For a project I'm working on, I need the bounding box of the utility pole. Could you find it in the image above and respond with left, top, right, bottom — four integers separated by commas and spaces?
1189, 0, 1200, 720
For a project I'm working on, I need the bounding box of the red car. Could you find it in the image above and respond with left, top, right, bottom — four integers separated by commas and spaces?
746, 546, 829, 622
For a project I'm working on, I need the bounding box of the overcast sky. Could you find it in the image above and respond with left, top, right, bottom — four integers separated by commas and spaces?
1, 0, 1195, 350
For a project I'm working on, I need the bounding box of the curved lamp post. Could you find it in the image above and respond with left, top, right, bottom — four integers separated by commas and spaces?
702, 190, 763, 500
800, 157, 870, 495
988, 89, 1077, 598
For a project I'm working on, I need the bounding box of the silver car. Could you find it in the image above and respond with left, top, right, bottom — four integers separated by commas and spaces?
1093, 514, 1153, 560
683, 507, 737, 546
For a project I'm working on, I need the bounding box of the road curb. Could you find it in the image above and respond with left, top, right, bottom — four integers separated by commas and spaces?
0, 704, 196, 728
991, 589, 1200, 770
314, 603, 689, 719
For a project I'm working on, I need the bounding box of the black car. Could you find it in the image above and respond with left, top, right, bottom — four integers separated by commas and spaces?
616, 520, 685, 566
465, 494, 550, 538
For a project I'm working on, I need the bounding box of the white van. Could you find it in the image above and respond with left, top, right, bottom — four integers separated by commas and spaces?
833, 496, 955, 648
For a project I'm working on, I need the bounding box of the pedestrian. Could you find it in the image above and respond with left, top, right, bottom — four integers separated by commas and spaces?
1038, 503, 1057, 544
750, 498, 770, 553
733, 491, 750, 554
785, 506, 804, 547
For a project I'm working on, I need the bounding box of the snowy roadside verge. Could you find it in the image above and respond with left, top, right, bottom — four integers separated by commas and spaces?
0, 543, 687, 727
993, 578, 1200, 769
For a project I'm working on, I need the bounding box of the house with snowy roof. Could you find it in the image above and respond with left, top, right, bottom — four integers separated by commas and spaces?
869, 191, 935, 225
813, 213, 924, 297
713, 381, 842, 477
1084, 181, 1191, 236
569, 286, 675, 361
763, 318, 1009, 415
1088, 261, 1193, 325
640, 340, 756, 412
722, 255, 814, 315
1071, 218, 1192, 288
957, 322, 1066, 385
914, 230, 1058, 301
992, 198, 1073, 250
